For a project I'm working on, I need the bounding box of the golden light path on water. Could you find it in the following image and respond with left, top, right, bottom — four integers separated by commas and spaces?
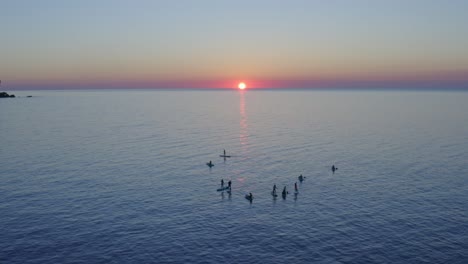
239, 90, 249, 150
235, 90, 250, 186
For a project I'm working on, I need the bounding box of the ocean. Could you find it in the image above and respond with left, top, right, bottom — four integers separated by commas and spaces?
1, 89, 467, 263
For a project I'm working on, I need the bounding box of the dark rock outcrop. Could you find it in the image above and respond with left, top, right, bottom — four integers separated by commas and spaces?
0, 92, 15, 98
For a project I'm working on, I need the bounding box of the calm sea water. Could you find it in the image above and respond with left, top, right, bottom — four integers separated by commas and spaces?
1, 90, 467, 263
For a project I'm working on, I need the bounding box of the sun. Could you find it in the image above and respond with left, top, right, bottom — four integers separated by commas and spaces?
238, 82, 246, 90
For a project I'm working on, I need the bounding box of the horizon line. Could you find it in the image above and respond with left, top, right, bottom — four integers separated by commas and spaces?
4, 86, 468, 92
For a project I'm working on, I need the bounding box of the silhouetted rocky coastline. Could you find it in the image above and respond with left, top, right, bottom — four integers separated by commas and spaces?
0, 92, 15, 98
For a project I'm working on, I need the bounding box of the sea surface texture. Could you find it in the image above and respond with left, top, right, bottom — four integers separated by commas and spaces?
1, 90, 467, 263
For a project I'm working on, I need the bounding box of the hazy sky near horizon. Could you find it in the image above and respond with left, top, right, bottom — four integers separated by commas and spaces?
2, 0, 468, 89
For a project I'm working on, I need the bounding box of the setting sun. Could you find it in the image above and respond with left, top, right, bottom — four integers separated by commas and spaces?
238, 82, 246, 90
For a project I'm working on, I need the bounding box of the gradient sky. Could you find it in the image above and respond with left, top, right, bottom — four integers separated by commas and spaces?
2, 0, 468, 89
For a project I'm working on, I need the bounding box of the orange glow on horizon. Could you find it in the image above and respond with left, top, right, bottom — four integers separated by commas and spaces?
238, 82, 246, 89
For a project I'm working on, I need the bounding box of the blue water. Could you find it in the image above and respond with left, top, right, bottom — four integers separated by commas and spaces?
1, 90, 467, 263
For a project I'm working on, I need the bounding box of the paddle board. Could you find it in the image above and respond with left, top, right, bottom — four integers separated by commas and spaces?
217, 186, 230, 191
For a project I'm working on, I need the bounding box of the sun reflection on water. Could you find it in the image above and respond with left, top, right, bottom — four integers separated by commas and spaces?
239, 90, 249, 150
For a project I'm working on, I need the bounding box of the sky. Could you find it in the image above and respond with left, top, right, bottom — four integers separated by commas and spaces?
1, 0, 468, 89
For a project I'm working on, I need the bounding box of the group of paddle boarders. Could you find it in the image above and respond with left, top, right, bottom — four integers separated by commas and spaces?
210, 150, 338, 202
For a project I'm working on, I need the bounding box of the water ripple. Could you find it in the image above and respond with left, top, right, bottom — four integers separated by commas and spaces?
1, 90, 467, 263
